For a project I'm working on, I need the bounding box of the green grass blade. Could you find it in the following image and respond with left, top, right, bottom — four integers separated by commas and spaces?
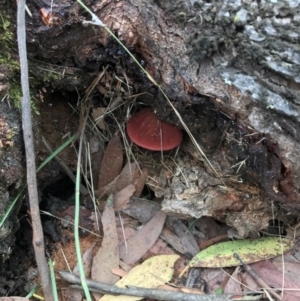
37, 133, 77, 172
74, 134, 92, 301
0, 133, 77, 229
25, 284, 40, 298
49, 259, 59, 301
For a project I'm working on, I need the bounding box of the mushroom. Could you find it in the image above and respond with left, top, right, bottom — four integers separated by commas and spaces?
127, 108, 183, 151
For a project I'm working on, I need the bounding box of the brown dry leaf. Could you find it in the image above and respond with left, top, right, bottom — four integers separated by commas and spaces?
122, 196, 161, 223
97, 135, 123, 189
224, 266, 243, 295
160, 228, 187, 255
92, 196, 120, 300
73, 242, 95, 276
117, 227, 137, 245
201, 268, 229, 294
142, 238, 175, 261
96, 162, 137, 198
111, 268, 127, 278
92, 107, 107, 130
113, 184, 136, 211
166, 217, 199, 256
249, 260, 300, 301
272, 238, 300, 281
119, 210, 166, 265
119, 259, 134, 272
64, 243, 96, 301
173, 256, 190, 278
132, 167, 148, 197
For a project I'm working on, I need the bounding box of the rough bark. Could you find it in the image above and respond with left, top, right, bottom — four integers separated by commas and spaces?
1, 0, 300, 255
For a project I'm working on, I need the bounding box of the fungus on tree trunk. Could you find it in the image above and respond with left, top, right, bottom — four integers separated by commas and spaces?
126, 108, 183, 151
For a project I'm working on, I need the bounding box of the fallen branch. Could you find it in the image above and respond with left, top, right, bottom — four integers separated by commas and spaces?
59, 271, 233, 301
17, 1, 53, 301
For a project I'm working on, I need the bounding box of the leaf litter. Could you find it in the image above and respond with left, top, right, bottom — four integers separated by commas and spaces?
119, 210, 167, 265
64, 243, 96, 301
91, 195, 120, 301
97, 135, 123, 189
99, 255, 180, 301
50, 117, 299, 301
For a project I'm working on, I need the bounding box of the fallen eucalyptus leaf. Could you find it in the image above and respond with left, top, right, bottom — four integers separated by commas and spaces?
189, 237, 294, 268
100, 254, 179, 301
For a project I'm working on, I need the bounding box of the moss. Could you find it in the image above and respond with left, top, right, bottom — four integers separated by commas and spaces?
0, 13, 23, 108
8, 82, 22, 108
0, 13, 19, 72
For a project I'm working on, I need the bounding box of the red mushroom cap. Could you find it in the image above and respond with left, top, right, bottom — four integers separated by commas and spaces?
127, 108, 183, 151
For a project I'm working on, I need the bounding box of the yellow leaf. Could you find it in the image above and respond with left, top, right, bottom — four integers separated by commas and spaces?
189, 237, 294, 268
99, 254, 179, 301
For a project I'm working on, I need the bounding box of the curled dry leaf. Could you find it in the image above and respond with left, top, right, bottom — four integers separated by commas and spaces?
97, 135, 123, 189
113, 184, 136, 211
132, 167, 148, 198
96, 162, 137, 198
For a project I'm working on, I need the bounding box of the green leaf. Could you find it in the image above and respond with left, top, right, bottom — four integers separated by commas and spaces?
189, 237, 294, 268
215, 287, 223, 295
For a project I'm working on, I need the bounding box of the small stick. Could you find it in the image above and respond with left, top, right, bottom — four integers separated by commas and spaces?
17, 0, 53, 300
233, 253, 282, 301
41, 135, 89, 196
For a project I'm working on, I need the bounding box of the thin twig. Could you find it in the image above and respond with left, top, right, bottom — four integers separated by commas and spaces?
234, 253, 283, 301
59, 271, 233, 301
17, 1, 53, 300
41, 135, 89, 195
